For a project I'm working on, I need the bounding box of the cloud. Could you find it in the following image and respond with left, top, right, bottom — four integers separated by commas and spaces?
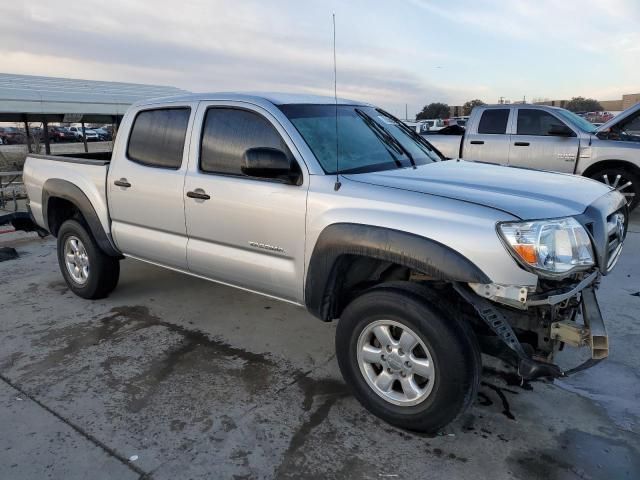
409, 0, 640, 55
2, 0, 638, 114
2, 0, 466, 115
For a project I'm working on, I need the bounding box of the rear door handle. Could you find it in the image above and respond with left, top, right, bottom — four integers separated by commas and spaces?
186, 189, 211, 200
114, 178, 131, 188
514, 142, 530, 146
470, 140, 484, 145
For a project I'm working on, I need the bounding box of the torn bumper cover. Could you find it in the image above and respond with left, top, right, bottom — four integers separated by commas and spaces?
454, 281, 607, 380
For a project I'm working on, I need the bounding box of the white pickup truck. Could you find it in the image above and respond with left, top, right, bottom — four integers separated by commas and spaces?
425, 103, 640, 210
22, 93, 627, 433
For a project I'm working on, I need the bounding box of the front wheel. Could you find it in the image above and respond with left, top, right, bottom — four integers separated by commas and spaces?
589, 167, 640, 211
57, 219, 120, 299
335, 283, 480, 433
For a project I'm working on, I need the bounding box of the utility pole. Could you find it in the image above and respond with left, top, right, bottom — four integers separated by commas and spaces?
405, 104, 408, 121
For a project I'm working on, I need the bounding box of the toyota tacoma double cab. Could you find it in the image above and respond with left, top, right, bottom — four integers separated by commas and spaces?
425, 103, 640, 210
23, 93, 628, 432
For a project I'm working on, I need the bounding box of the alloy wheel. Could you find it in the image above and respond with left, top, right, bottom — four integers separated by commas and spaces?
64, 235, 90, 285
600, 172, 635, 205
357, 319, 435, 406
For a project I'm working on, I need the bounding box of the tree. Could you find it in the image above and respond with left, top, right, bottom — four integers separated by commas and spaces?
565, 97, 603, 113
416, 102, 450, 120
462, 99, 485, 116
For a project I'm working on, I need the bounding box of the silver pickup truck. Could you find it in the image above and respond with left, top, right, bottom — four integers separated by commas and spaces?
23, 93, 627, 433
426, 103, 640, 210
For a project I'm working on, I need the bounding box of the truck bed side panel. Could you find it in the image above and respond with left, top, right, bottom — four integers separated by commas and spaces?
23, 155, 111, 235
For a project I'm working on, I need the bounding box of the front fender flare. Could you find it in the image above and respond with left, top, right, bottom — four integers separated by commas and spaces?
304, 223, 491, 320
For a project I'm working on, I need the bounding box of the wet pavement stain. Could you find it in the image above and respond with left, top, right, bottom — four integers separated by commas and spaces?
91, 306, 280, 412
47, 280, 69, 295
483, 366, 534, 391
18, 305, 278, 387
274, 376, 350, 479
507, 428, 640, 480
476, 392, 493, 406
0, 351, 23, 370
480, 381, 517, 420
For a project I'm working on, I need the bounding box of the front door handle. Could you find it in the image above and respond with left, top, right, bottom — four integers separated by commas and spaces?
186, 189, 211, 200
514, 142, 530, 146
114, 178, 131, 188
470, 140, 484, 145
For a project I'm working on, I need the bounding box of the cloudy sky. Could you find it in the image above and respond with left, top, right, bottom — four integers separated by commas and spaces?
2, 0, 639, 117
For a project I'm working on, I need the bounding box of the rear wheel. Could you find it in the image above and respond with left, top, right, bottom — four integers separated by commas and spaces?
57, 219, 120, 299
335, 283, 481, 433
589, 167, 640, 211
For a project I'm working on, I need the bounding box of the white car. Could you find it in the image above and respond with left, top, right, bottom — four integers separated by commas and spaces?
68, 126, 99, 141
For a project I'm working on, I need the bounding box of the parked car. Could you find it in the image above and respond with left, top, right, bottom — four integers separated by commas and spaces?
0, 126, 25, 144
48, 127, 76, 142
447, 116, 468, 127
84, 129, 100, 141
68, 126, 100, 141
93, 127, 112, 141
67, 126, 83, 140
425, 103, 640, 209
22, 93, 627, 433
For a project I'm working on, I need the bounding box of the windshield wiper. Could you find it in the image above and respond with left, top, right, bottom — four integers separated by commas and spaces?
353, 109, 403, 167
355, 109, 416, 168
376, 108, 437, 153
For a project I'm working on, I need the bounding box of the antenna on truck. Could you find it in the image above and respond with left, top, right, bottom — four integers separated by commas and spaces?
332, 12, 341, 191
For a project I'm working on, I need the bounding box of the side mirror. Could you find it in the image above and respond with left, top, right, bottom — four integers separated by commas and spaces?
548, 124, 574, 137
241, 147, 300, 184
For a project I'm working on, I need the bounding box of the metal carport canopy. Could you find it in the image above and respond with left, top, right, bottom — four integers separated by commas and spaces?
0, 73, 188, 123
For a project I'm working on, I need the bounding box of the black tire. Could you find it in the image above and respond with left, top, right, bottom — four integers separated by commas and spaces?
56, 219, 120, 299
336, 282, 481, 433
588, 167, 640, 211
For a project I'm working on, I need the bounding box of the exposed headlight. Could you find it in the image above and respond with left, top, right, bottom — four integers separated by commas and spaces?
498, 217, 594, 277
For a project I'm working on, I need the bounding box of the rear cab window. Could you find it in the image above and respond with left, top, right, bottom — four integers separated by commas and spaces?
477, 109, 510, 134
127, 107, 191, 169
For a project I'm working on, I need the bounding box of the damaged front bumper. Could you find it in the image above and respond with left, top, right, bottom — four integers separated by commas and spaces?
455, 276, 608, 380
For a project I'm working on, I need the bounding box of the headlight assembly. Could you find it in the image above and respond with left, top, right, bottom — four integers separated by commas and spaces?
498, 217, 594, 277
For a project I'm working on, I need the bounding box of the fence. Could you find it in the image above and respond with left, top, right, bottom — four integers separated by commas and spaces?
0, 171, 25, 212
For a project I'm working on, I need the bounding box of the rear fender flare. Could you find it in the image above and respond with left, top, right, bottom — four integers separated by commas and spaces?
42, 178, 121, 257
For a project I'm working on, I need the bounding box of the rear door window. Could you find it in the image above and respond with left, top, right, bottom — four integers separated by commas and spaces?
127, 108, 191, 169
477, 109, 510, 134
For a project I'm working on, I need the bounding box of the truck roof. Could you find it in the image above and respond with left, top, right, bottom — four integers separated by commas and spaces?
476, 104, 568, 113
133, 92, 369, 107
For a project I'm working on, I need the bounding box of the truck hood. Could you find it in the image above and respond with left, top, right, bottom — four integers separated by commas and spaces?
596, 102, 640, 133
345, 160, 612, 219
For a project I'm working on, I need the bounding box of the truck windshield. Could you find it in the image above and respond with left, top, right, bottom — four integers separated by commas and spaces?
279, 104, 440, 174
554, 109, 598, 133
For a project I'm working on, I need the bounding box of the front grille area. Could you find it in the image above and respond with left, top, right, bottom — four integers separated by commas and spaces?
605, 211, 626, 272
575, 191, 628, 276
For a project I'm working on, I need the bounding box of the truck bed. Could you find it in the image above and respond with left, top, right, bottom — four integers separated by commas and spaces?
23, 153, 112, 237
